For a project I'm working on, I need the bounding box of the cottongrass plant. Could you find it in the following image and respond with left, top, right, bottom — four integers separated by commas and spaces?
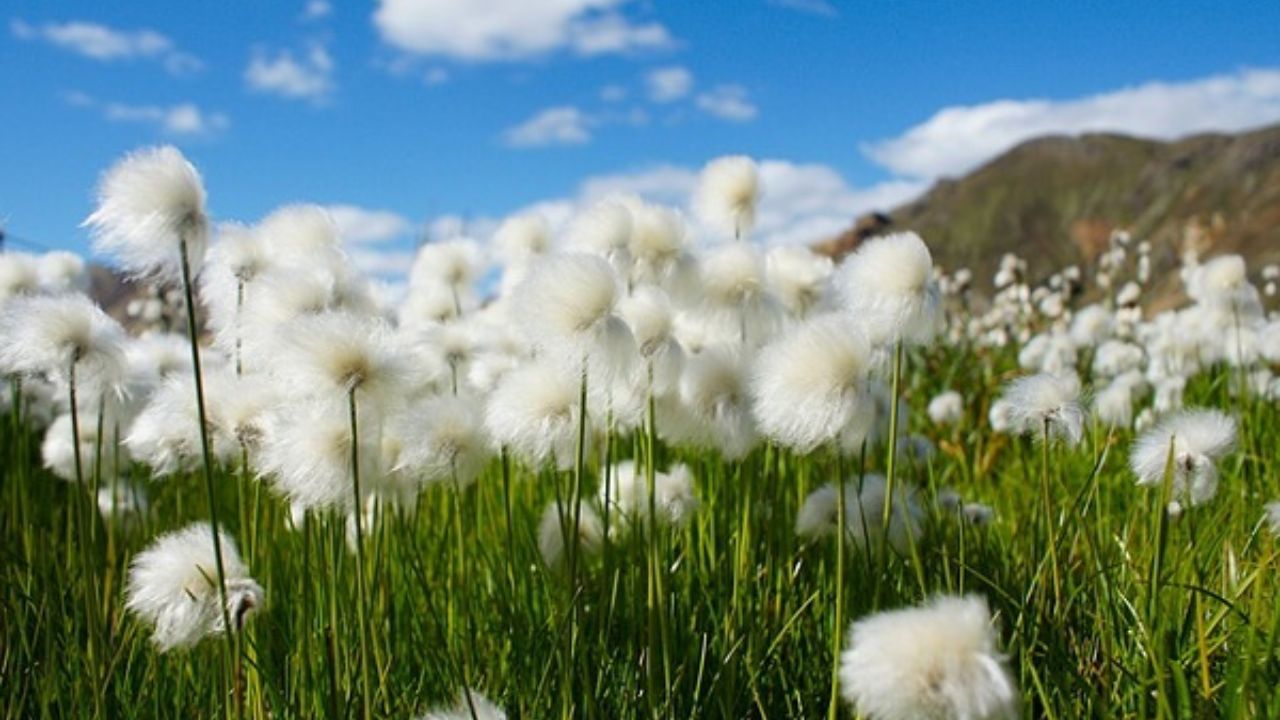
839, 594, 1018, 720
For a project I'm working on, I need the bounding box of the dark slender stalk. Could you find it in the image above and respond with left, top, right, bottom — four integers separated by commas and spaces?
346, 387, 374, 720
828, 448, 846, 720
178, 238, 238, 720
876, 340, 904, 604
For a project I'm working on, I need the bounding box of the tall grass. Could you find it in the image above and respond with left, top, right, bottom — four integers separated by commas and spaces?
3, 342, 1277, 718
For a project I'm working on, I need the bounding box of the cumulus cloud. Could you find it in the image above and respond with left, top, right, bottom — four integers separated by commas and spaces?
372, 0, 672, 61
502, 106, 594, 147
11, 18, 201, 74
65, 92, 228, 136
645, 66, 694, 103
245, 44, 335, 102
865, 67, 1280, 179
696, 85, 758, 122
325, 204, 415, 244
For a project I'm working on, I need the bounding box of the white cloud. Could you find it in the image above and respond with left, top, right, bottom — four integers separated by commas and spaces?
502, 106, 593, 147
865, 67, 1280, 179
645, 66, 693, 103
600, 84, 628, 102
577, 160, 922, 245
696, 85, 758, 122
423, 67, 450, 85
302, 0, 332, 21
11, 18, 202, 74
325, 204, 415, 244
65, 92, 228, 136
245, 44, 335, 102
372, 0, 672, 61
768, 0, 838, 17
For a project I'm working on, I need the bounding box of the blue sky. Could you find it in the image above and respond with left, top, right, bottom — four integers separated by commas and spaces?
3, 0, 1280, 285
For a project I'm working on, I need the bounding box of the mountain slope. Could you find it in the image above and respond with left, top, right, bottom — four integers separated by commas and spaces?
820, 124, 1280, 295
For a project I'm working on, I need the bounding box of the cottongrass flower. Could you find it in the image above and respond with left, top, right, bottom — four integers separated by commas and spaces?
567, 198, 633, 275
485, 359, 583, 469
408, 239, 484, 305
418, 689, 507, 720
275, 310, 406, 409
1130, 409, 1236, 507
598, 460, 698, 529
538, 500, 604, 568
927, 390, 964, 426
795, 475, 923, 555
0, 294, 127, 394
751, 314, 872, 452
42, 410, 130, 483
257, 398, 384, 512
618, 286, 685, 394
1000, 372, 1085, 445
37, 251, 89, 294
97, 482, 148, 519
766, 245, 833, 318
125, 522, 264, 652
391, 393, 490, 488
254, 204, 345, 270
512, 252, 622, 355
665, 347, 757, 460
84, 146, 208, 282
836, 232, 941, 347
0, 251, 40, 302
694, 155, 759, 240
840, 594, 1018, 720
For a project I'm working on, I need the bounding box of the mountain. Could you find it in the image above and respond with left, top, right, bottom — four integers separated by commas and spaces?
818, 124, 1280, 300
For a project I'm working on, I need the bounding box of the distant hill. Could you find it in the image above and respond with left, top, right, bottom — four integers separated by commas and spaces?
819, 124, 1280, 300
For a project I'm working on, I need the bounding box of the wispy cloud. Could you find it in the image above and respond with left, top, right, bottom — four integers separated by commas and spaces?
65, 92, 228, 136
502, 106, 594, 147
325, 204, 414, 244
11, 18, 202, 74
301, 0, 332, 22
245, 44, 335, 103
768, 0, 838, 17
373, 0, 672, 61
865, 67, 1280, 178
645, 66, 694, 103
696, 85, 758, 122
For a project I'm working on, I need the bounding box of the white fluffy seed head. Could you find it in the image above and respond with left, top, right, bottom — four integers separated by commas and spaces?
42, 409, 131, 483
926, 390, 964, 426
598, 460, 698, 529
0, 294, 127, 395
255, 204, 345, 271
618, 285, 675, 357
837, 232, 941, 347
125, 523, 263, 652
701, 242, 766, 308
1069, 304, 1113, 347
628, 203, 689, 286
1000, 372, 1084, 446
37, 251, 89, 295
410, 239, 485, 292
0, 252, 40, 302
494, 213, 551, 266
512, 253, 620, 350
1264, 502, 1280, 536
1130, 408, 1236, 507
766, 245, 834, 317
417, 689, 508, 720
257, 397, 385, 512
694, 155, 759, 240
840, 594, 1018, 720
537, 500, 603, 568
752, 314, 872, 452
795, 475, 922, 555
485, 359, 581, 469
668, 347, 756, 459
391, 393, 491, 488
274, 310, 406, 408
568, 198, 633, 269
84, 146, 208, 282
